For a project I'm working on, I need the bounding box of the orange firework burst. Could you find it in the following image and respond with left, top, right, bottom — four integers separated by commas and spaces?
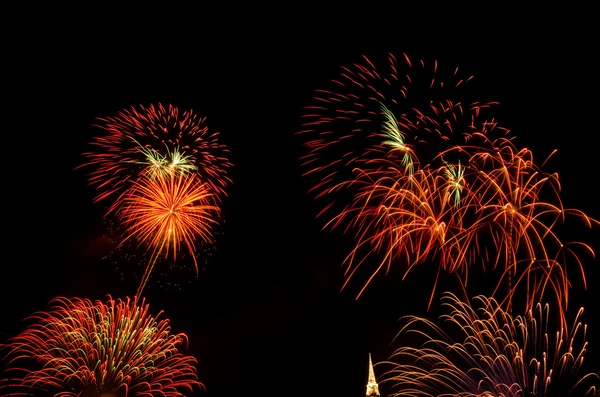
299, 52, 498, 206
117, 171, 218, 296
341, 131, 598, 320
334, 165, 469, 301
299, 52, 598, 319
451, 138, 598, 318
78, 103, 231, 294
381, 293, 598, 396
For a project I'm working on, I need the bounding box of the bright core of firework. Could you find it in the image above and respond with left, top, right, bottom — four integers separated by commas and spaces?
118, 171, 218, 270
135, 140, 198, 179
381, 102, 414, 175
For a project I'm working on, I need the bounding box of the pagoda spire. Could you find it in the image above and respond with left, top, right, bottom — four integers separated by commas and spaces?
366, 353, 380, 397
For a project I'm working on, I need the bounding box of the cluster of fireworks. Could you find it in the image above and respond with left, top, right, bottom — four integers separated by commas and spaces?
299, 53, 599, 395
1, 50, 598, 396
82, 103, 232, 297
1, 103, 231, 395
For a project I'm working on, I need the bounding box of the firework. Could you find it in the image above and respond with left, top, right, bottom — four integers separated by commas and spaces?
298, 52, 500, 297
1, 296, 202, 397
381, 292, 598, 396
337, 132, 597, 316
117, 171, 218, 296
78, 103, 231, 294
298, 52, 598, 317
79, 102, 232, 212
299, 52, 495, 205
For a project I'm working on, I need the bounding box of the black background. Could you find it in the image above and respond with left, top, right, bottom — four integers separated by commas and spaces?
2, 8, 599, 397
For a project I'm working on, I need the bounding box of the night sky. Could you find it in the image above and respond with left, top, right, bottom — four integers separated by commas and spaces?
3, 10, 599, 397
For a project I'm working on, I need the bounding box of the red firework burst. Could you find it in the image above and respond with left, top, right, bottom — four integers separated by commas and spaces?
1, 296, 202, 397
80, 103, 231, 212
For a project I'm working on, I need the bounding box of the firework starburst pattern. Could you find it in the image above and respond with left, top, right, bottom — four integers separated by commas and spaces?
81, 103, 231, 208
79, 103, 232, 297
1, 296, 202, 397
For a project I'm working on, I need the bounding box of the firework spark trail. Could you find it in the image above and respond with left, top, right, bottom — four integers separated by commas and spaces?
116, 171, 219, 298
381, 292, 598, 397
442, 137, 599, 320
100, 216, 220, 292
0, 296, 202, 397
298, 52, 599, 318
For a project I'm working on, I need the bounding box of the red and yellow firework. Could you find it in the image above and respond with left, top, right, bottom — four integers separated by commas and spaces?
80, 102, 231, 212
117, 171, 218, 296
449, 138, 598, 316
1, 296, 202, 397
299, 52, 598, 318
299, 52, 496, 205
382, 292, 598, 396
299, 53, 502, 298
79, 103, 232, 293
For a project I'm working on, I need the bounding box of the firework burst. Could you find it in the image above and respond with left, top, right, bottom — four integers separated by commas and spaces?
78, 103, 232, 294
1, 296, 202, 397
381, 292, 598, 396
298, 52, 598, 317
79, 102, 232, 213
117, 171, 219, 296
298, 52, 497, 206
298, 52, 503, 297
